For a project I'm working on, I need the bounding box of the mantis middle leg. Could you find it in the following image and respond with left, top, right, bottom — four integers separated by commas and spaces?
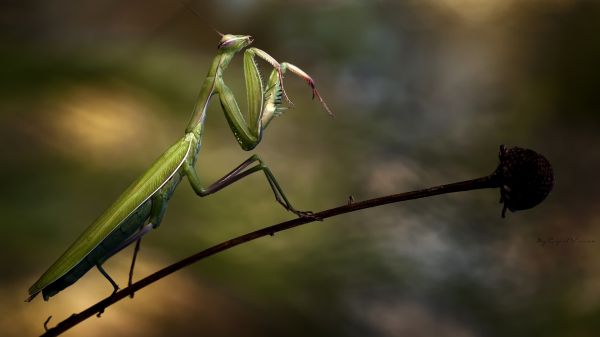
183, 154, 315, 218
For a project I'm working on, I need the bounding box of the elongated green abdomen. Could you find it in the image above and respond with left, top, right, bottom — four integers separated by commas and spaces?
28, 134, 194, 299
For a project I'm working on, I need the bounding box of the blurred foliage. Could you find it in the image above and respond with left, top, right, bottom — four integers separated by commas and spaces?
1, 0, 599, 336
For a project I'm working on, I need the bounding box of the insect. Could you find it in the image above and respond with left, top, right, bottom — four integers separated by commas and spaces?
27, 33, 332, 301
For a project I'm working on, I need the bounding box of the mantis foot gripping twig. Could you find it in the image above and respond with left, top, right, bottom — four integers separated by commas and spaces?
291, 209, 323, 221
43, 316, 52, 331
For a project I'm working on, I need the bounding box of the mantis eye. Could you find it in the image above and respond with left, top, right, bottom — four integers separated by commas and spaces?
217, 38, 234, 50
217, 34, 253, 50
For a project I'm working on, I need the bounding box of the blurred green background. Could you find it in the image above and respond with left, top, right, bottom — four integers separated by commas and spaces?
1, 0, 599, 336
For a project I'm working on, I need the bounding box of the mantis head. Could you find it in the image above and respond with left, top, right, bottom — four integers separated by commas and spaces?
217, 34, 253, 52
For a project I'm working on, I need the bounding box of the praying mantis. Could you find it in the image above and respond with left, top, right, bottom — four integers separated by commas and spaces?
27, 33, 332, 301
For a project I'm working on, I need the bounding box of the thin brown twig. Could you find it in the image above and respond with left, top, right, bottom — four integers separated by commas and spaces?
40, 175, 498, 337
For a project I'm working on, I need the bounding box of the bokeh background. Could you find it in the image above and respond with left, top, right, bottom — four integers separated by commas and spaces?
1, 0, 599, 336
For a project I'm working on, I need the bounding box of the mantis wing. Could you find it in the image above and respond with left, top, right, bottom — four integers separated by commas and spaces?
28, 135, 193, 298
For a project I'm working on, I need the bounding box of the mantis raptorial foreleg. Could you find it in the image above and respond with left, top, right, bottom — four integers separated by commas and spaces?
218, 47, 331, 151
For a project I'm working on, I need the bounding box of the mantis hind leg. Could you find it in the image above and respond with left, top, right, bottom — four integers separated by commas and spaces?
125, 225, 152, 298
184, 154, 316, 218
127, 194, 168, 297
96, 264, 119, 294
92, 222, 153, 301
128, 238, 142, 292
95, 263, 120, 316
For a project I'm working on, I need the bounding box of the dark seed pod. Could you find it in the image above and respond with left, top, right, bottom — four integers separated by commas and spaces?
493, 145, 554, 217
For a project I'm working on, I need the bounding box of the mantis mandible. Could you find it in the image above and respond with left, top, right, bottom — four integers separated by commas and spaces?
27, 33, 332, 301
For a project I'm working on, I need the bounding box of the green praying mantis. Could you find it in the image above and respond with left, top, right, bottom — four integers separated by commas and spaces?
27, 33, 332, 301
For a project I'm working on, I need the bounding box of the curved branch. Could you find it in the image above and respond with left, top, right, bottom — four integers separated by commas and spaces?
41, 175, 497, 337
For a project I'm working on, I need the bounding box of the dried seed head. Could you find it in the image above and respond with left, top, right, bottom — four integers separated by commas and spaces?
494, 145, 554, 217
